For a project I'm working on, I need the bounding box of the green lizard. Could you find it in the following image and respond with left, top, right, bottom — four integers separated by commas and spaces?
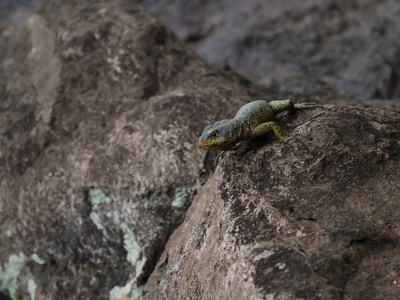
198, 99, 314, 151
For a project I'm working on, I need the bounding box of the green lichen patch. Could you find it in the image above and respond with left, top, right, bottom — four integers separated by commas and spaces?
88, 188, 112, 231
109, 279, 143, 300
89, 211, 105, 230
0, 253, 27, 300
30, 254, 45, 265
27, 279, 37, 300
88, 188, 112, 206
122, 228, 146, 273
172, 187, 187, 208
108, 227, 147, 299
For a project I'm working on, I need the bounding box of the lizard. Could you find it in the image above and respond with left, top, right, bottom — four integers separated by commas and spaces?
198, 99, 314, 151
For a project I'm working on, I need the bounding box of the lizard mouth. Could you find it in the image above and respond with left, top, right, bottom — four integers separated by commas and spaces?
198, 140, 209, 146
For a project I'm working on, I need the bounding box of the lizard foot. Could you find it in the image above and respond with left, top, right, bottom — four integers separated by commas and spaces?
281, 136, 292, 143
214, 151, 226, 166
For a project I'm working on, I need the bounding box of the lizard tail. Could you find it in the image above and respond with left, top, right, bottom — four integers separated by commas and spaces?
294, 102, 317, 109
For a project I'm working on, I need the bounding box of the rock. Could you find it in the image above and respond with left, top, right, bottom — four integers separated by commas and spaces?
2, 0, 400, 299
143, 105, 400, 299
0, 0, 268, 299
142, 0, 400, 101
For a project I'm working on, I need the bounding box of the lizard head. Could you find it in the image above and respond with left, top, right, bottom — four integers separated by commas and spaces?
198, 119, 236, 150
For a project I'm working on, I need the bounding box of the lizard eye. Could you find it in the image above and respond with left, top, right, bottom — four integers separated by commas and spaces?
210, 131, 218, 138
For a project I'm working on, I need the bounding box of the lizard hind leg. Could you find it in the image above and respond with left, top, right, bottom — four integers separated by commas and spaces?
268, 99, 295, 114
250, 121, 286, 142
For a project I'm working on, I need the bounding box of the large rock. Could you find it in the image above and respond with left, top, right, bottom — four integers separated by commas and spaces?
0, 0, 267, 299
2, 0, 400, 299
142, 0, 400, 101
143, 105, 400, 299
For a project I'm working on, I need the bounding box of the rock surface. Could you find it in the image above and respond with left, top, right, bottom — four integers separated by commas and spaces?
143, 105, 400, 299
142, 0, 400, 101
1, 0, 400, 300
0, 0, 267, 299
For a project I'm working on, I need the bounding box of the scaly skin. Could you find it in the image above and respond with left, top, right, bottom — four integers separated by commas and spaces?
199, 99, 313, 151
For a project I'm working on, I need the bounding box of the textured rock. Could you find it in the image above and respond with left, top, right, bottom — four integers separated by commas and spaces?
2, 0, 400, 299
142, 0, 400, 101
0, 0, 268, 299
143, 105, 400, 299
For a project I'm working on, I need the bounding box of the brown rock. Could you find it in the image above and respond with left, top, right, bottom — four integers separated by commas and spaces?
1, 0, 400, 299
143, 105, 400, 299
0, 0, 266, 299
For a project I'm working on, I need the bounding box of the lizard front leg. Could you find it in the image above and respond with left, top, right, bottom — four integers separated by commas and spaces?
250, 121, 286, 141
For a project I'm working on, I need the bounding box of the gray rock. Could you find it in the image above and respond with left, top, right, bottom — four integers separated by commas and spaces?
143, 105, 400, 299
142, 0, 400, 101
2, 0, 400, 299
0, 0, 266, 299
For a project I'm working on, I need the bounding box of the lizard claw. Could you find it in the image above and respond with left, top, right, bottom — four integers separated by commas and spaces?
281, 136, 292, 143
294, 102, 317, 109
214, 151, 226, 166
